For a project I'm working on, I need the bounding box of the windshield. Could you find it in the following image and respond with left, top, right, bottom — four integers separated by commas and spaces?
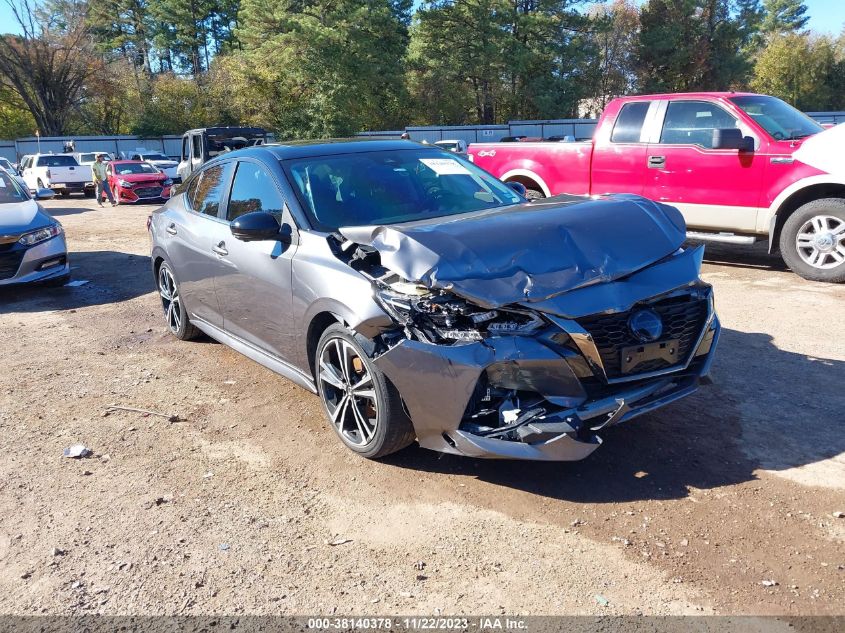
435, 142, 459, 151
730, 95, 823, 141
37, 155, 79, 167
0, 171, 28, 203
143, 153, 170, 161
0, 158, 14, 172
284, 149, 523, 232
114, 162, 159, 175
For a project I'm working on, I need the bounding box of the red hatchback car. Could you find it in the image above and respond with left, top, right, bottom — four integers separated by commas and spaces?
104, 160, 173, 204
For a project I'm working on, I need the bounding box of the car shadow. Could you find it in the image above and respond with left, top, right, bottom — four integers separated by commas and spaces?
692, 240, 790, 272
44, 198, 97, 218
0, 250, 153, 313
382, 328, 844, 502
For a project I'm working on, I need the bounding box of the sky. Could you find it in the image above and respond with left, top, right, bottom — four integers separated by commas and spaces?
0, 0, 843, 36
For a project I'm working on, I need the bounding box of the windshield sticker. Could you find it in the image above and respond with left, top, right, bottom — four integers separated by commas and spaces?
420, 158, 471, 176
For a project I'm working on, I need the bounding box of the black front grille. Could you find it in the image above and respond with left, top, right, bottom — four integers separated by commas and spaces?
0, 250, 25, 280
134, 186, 162, 198
577, 293, 709, 378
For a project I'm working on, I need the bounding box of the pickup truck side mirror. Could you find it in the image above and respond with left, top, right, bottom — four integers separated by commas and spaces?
712, 128, 755, 152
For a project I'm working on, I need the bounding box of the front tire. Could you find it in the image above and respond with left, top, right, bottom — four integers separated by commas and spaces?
780, 199, 845, 283
157, 262, 200, 340
316, 324, 415, 459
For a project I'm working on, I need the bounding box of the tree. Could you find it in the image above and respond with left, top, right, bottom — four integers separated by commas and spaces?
230, 0, 411, 138
637, 0, 753, 92
761, 0, 808, 35
752, 32, 843, 110
0, 86, 37, 139
0, 0, 97, 135
585, 0, 640, 114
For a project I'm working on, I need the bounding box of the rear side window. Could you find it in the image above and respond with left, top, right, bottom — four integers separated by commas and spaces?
189, 164, 228, 217
227, 162, 283, 221
611, 102, 651, 143
37, 155, 79, 167
181, 137, 189, 161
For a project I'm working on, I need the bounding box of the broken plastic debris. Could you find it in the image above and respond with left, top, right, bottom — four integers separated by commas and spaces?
219, 543, 230, 551
761, 580, 778, 587
328, 538, 352, 546
64, 280, 90, 287
63, 444, 92, 459
594, 594, 610, 606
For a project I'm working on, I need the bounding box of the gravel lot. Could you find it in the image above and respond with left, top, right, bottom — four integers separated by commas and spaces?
0, 197, 843, 616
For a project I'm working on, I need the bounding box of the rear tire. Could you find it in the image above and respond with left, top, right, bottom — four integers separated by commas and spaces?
157, 261, 201, 340
780, 198, 845, 283
315, 324, 415, 459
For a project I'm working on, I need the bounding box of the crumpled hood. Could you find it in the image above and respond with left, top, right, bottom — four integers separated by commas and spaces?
339, 194, 687, 308
0, 200, 53, 235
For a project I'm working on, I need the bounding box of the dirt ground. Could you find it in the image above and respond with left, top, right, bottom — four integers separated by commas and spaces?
0, 197, 843, 617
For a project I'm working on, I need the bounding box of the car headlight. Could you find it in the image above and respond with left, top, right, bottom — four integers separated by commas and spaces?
162, 178, 173, 186
118, 179, 133, 188
19, 223, 63, 246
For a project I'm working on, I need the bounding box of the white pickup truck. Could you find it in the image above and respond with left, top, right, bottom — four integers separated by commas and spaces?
19, 153, 94, 197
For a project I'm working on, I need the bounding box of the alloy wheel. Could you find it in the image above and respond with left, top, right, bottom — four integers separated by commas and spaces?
318, 338, 378, 446
158, 266, 182, 334
795, 215, 845, 270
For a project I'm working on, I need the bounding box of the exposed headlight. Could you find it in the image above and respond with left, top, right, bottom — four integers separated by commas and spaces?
19, 223, 63, 246
118, 179, 133, 188
162, 178, 173, 186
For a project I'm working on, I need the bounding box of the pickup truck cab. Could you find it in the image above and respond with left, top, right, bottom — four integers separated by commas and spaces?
19, 153, 93, 198
469, 93, 845, 282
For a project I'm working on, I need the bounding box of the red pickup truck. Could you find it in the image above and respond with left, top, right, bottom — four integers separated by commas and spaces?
469, 92, 845, 282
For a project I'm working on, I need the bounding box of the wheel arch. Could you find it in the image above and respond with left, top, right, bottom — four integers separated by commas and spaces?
305, 311, 345, 381
499, 169, 551, 197
767, 179, 845, 253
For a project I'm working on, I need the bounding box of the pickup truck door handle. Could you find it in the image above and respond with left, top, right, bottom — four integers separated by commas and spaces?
647, 155, 666, 168
212, 241, 228, 256
165, 223, 177, 235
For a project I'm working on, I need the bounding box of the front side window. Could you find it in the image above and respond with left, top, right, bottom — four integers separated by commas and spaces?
228, 162, 283, 221
611, 101, 651, 143
192, 135, 203, 160
659, 101, 740, 148
730, 95, 822, 141
181, 137, 189, 161
284, 149, 523, 232
189, 164, 229, 217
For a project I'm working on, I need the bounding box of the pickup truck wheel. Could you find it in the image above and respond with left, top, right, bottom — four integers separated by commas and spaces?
316, 324, 415, 459
60, 190, 70, 197
780, 199, 845, 283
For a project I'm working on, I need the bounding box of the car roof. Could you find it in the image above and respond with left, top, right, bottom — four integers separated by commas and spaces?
616, 91, 763, 101
110, 159, 145, 164
207, 139, 442, 162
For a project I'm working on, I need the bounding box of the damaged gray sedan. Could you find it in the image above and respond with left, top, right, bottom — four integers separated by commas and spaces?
149, 140, 719, 461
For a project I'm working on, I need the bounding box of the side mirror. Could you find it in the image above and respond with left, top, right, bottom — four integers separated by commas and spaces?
506, 181, 527, 197
712, 128, 755, 152
36, 188, 55, 200
230, 211, 289, 243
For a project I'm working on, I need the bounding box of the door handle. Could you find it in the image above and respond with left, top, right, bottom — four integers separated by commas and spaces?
647, 155, 666, 168
212, 241, 228, 256
165, 223, 177, 235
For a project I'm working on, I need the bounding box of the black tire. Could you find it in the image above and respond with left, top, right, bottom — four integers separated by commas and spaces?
315, 324, 415, 459
157, 261, 201, 340
60, 190, 70, 197
525, 189, 544, 200
84, 189, 94, 198
779, 198, 845, 283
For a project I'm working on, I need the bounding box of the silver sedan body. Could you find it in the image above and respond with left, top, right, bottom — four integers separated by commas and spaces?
149, 141, 719, 461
